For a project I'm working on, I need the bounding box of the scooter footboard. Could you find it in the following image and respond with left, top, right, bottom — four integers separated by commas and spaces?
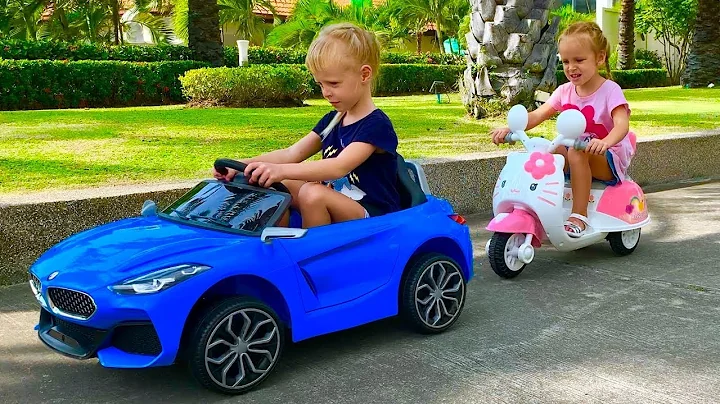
486, 209, 544, 247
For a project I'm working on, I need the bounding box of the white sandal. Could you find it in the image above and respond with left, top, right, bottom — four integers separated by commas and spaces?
565, 213, 590, 238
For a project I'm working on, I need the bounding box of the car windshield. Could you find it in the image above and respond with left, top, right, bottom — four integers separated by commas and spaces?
160, 181, 289, 235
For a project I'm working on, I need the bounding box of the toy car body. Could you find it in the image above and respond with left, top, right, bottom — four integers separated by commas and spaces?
28, 156, 474, 394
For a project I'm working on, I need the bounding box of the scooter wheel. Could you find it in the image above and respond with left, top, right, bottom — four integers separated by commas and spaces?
607, 228, 641, 256
488, 232, 527, 279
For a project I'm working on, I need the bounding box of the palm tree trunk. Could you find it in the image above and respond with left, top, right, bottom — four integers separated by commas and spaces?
682, 0, 720, 87
112, 0, 120, 45
416, 31, 422, 54
617, 0, 636, 69
188, 0, 224, 66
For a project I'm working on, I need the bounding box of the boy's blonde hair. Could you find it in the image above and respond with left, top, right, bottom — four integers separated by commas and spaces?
306, 23, 380, 77
559, 21, 613, 80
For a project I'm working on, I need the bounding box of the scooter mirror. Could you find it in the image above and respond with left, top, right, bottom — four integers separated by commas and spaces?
556, 109, 586, 139
507, 104, 529, 132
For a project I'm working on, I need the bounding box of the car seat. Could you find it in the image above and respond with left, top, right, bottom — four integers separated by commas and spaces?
396, 154, 428, 209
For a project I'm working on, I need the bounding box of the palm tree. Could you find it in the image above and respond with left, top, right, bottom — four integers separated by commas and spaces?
617, 0, 636, 69
391, 0, 460, 53
463, 0, 562, 117
0, 0, 48, 40
266, 0, 403, 49
218, 0, 277, 45
682, 0, 720, 87
187, 0, 223, 66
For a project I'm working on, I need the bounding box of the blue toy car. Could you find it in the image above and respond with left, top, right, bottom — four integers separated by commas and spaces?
27, 156, 474, 394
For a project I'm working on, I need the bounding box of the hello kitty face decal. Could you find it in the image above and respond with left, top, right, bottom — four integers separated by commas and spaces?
494, 153, 563, 208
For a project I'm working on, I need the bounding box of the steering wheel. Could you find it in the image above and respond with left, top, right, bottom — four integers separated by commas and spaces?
214, 158, 290, 194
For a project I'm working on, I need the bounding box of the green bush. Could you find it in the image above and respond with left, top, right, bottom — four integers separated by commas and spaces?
0, 60, 207, 110
0, 39, 194, 61
179, 64, 466, 106
0, 40, 465, 66
556, 68, 669, 88
374, 64, 466, 96
179, 65, 313, 107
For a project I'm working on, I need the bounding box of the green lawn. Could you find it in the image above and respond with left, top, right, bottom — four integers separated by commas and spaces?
0, 86, 718, 196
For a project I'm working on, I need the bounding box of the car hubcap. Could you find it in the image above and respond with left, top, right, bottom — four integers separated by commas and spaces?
504, 234, 526, 271
414, 260, 465, 329
205, 308, 281, 390
621, 228, 641, 249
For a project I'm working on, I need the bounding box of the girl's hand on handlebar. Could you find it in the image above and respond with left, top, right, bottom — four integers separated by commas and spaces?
490, 127, 511, 145
586, 138, 610, 155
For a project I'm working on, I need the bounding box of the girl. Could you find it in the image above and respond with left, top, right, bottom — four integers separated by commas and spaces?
213, 23, 401, 229
490, 21, 635, 238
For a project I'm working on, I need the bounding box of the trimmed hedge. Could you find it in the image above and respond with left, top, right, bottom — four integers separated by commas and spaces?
0, 40, 465, 66
180, 65, 312, 107
0, 60, 208, 110
556, 68, 669, 89
374, 64, 466, 96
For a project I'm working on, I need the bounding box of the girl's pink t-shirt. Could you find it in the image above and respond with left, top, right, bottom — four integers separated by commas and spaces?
547, 80, 636, 180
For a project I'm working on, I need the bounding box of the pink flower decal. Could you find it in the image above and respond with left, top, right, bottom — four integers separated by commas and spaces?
524, 152, 556, 180
561, 104, 609, 139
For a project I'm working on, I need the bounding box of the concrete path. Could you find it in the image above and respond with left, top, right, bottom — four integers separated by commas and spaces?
2, 182, 719, 403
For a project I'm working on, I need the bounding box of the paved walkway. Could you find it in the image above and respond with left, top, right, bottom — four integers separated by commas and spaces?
2, 182, 719, 403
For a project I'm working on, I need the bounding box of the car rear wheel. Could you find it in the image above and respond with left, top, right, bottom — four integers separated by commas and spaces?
400, 253, 467, 334
187, 297, 285, 395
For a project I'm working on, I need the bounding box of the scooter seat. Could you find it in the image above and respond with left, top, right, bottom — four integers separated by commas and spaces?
564, 179, 609, 190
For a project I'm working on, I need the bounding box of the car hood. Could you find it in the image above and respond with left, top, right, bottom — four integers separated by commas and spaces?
31, 216, 252, 289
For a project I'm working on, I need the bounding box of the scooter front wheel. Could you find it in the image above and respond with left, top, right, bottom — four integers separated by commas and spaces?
488, 232, 528, 279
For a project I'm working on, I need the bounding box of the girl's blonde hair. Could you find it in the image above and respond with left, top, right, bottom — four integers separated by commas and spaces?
306, 23, 380, 78
559, 21, 613, 80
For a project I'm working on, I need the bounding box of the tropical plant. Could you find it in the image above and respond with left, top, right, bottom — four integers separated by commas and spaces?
266, 0, 405, 50
682, 0, 720, 87
550, 4, 594, 40
636, 0, 698, 84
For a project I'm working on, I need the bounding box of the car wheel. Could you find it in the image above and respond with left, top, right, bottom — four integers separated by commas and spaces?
487, 232, 527, 279
401, 253, 467, 334
607, 228, 641, 256
187, 297, 285, 395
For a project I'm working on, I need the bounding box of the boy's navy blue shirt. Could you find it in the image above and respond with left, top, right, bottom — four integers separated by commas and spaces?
312, 109, 401, 215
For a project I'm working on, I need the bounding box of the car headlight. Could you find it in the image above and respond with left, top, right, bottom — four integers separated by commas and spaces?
109, 264, 211, 295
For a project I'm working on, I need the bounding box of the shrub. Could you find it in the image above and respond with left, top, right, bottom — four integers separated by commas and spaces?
0, 39, 194, 62
179, 65, 313, 107
556, 68, 669, 88
0, 60, 207, 110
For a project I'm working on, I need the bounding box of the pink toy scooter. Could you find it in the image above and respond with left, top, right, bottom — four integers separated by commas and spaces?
485, 105, 651, 278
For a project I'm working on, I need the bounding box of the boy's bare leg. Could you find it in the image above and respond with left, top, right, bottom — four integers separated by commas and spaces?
296, 183, 366, 228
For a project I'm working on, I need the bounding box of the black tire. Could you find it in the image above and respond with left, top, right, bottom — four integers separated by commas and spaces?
487, 232, 526, 279
400, 253, 467, 334
607, 229, 641, 256
187, 297, 285, 395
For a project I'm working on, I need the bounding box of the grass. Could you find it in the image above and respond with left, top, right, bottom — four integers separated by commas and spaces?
0, 86, 718, 196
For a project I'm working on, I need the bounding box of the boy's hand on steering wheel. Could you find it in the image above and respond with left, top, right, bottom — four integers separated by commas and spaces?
586, 138, 610, 155
490, 127, 512, 145
213, 167, 238, 182
245, 162, 286, 188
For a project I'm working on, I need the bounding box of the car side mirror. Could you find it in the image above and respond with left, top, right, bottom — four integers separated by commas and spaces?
141, 200, 157, 217
261, 227, 308, 243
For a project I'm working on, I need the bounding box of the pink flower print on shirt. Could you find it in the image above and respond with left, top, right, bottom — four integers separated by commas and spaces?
524, 152, 556, 180
561, 104, 609, 139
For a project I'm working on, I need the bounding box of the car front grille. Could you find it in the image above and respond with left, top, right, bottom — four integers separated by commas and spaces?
47, 287, 96, 320
29, 273, 42, 299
